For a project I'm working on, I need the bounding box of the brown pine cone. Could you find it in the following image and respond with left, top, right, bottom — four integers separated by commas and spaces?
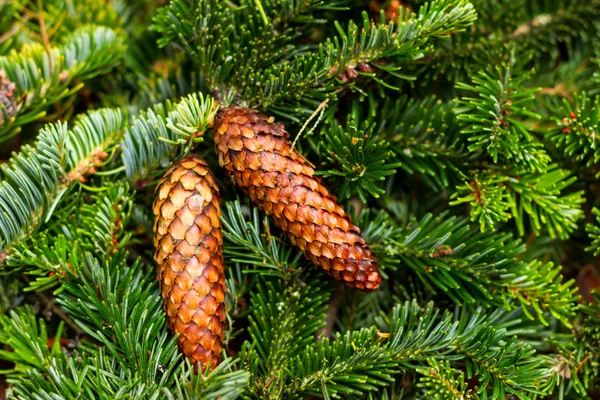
0, 70, 18, 123
153, 155, 226, 371
214, 107, 382, 291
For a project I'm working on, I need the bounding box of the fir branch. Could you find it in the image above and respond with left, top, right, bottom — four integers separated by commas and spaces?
409, 0, 600, 83
4, 181, 181, 391
9, 352, 101, 399
15, 0, 124, 43
151, 0, 300, 105
454, 51, 549, 172
0, 305, 65, 378
0, 2, 18, 56
6, 182, 134, 292
451, 165, 584, 238
0, 1, 597, 398
0, 307, 248, 399
283, 301, 550, 399
1, 92, 216, 260
511, 0, 600, 57
220, 200, 302, 277
318, 117, 401, 202
77, 183, 133, 257
0, 121, 67, 251
549, 292, 600, 397
174, 358, 250, 400
241, 276, 330, 398
383, 96, 465, 190
7, 234, 82, 293
317, 95, 466, 192
586, 207, 600, 256
8, 348, 169, 399
0, 179, 248, 398
450, 169, 512, 232
58, 251, 182, 388
121, 93, 217, 181
0, 274, 21, 314
547, 92, 600, 177
0, 108, 123, 252
151, 0, 477, 119
151, 0, 238, 103
248, 0, 349, 26
503, 166, 584, 239
287, 328, 401, 399
383, 213, 577, 326
416, 360, 475, 399
0, 25, 125, 142
243, 1, 477, 115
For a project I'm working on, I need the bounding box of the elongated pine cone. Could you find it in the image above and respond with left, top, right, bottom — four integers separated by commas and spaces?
214, 107, 382, 291
153, 155, 226, 371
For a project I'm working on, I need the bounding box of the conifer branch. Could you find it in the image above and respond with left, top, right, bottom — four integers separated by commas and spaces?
547, 92, 600, 177
450, 165, 584, 238
454, 52, 548, 171
281, 301, 551, 398
243, 1, 477, 116
0, 1, 596, 398
5, 182, 133, 292
549, 292, 600, 396
318, 117, 401, 202
586, 207, 600, 256
0, 26, 125, 142
408, 0, 600, 83
121, 93, 217, 181
0, 108, 122, 253
1, 92, 216, 259
241, 277, 330, 398
417, 360, 474, 399
0, 180, 250, 398
383, 213, 577, 326
0, 305, 65, 378
0, 2, 19, 56
152, 0, 476, 118
220, 201, 301, 277
384, 96, 465, 190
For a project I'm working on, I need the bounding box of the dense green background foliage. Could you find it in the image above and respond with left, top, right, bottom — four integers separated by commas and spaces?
0, 0, 599, 398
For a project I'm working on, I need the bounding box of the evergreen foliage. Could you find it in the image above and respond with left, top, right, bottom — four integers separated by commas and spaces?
0, 26, 125, 142
0, 0, 599, 399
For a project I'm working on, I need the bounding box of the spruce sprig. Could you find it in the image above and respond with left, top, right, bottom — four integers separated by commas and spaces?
383, 212, 577, 326
319, 116, 401, 202
0, 26, 125, 142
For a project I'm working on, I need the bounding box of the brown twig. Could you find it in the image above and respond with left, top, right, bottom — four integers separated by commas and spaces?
36, 0, 51, 52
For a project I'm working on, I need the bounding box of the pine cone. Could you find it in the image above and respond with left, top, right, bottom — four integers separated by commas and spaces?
0, 70, 18, 123
214, 107, 382, 291
153, 155, 226, 371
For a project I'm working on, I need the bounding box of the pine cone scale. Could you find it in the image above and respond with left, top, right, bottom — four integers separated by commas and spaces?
214, 107, 382, 291
153, 155, 226, 371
